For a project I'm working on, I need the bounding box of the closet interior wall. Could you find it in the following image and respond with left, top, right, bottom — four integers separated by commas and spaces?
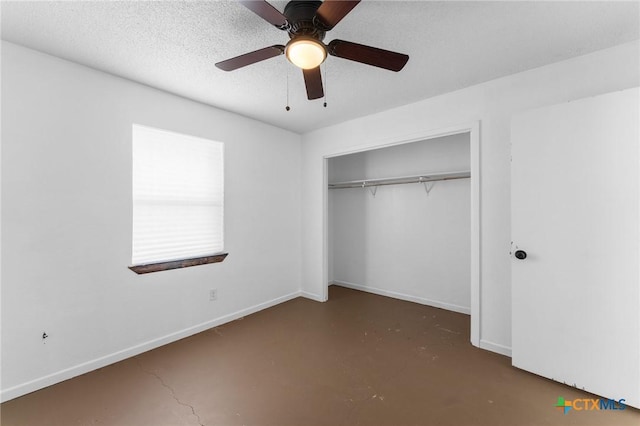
328, 133, 471, 314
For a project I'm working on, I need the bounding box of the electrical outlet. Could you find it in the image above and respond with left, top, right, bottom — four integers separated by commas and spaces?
209, 289, 217, 301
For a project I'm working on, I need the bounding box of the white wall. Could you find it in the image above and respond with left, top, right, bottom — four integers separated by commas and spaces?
0, 42, 302, 401
328, 134, 471, 313
301, 40, 640, 355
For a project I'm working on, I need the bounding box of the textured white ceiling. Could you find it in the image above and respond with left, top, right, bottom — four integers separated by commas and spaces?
2, 1, 639, 134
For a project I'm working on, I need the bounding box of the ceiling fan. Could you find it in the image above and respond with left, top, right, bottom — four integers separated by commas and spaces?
215, 0, 409, 100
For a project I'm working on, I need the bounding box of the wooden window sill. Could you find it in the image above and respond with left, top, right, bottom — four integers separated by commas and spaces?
129, 253, 228, 274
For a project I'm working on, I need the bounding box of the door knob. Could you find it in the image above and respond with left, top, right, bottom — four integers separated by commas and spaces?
514, 250, 527, 260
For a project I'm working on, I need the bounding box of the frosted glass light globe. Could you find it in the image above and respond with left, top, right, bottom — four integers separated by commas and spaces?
286, 38, 327, 69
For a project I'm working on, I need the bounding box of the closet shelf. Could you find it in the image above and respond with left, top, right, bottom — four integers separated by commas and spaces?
328, 170, 470, 189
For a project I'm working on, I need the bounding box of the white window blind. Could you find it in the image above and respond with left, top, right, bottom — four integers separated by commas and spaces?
132, 125, 224, 265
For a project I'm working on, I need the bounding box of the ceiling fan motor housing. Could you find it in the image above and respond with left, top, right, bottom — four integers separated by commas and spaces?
284, 0, 326, 41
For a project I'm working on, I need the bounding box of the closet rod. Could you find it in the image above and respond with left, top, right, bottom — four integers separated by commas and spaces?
328, 170, 470, 189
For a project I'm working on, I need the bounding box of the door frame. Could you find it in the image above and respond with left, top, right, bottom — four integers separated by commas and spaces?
322, 121, 481, 347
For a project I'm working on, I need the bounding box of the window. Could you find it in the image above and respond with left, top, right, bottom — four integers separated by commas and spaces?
129, 125, 226, 274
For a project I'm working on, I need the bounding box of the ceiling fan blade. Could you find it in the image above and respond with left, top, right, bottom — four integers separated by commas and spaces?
328, 39, 409, 72
215, 45, 285, 71
302, 67, 324, 100
315, 0, 360, 30
238, 0, 288, 29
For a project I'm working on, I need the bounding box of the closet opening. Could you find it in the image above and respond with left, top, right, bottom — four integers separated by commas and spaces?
324, 125, 480, 346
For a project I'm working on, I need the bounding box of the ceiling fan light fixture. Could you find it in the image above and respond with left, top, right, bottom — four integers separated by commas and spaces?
285, 37, 326, 69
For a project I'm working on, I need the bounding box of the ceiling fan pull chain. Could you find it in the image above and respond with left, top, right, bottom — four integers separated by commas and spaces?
285, 63, 291, 111
323, 62, 328, 108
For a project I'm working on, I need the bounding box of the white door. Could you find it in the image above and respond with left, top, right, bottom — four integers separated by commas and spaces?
511, 88, 639, 408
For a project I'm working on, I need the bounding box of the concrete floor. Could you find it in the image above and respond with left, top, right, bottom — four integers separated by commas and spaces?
2, 286, 639, 425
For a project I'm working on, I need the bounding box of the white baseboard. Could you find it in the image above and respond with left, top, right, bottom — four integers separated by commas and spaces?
300, 291, 326, 302
331, 280, 471, 315
479, 339, 512, 357
1, 291, 302, 403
